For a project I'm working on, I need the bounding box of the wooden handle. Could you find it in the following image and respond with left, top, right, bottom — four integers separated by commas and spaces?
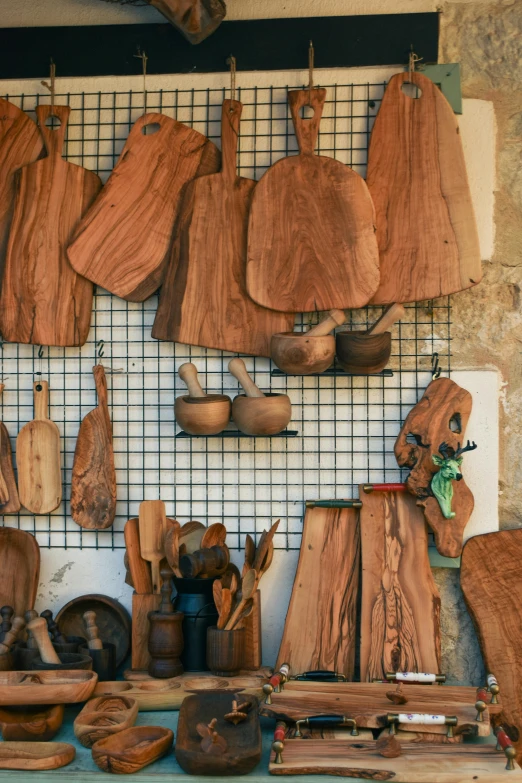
306, 310, 346, 338
33, 381, 50, 421
40, 609, 67, 643
83, 610, 103, 650
92, 365, 112, 441
496, 727, 513, 750
225, 568, 257, 629
178, 363, 206, 398
288, 88, 327, 156
25, 610, 39, 649
362, 483, 407, 494
228, 358, 264, 398
0, 616, 25, 654
124, 518, 153, 593
221, 99, 241, 184
367, 304, 406, 335
36, 104, 70, 158
27, 617, 61, 664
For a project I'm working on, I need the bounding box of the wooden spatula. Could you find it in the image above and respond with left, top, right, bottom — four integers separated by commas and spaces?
139, 500, 167, 594
0, 383, 19, 513
17, 381, 61, 514
124, 518, 152, 594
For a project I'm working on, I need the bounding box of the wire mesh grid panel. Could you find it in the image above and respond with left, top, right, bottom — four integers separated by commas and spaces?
0, 80, 451, 550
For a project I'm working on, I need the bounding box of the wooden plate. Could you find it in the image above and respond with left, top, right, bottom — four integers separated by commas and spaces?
56, 594, 130, 667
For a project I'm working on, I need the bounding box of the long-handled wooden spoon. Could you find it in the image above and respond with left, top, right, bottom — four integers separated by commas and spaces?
225, 569, 257, 630
139, 500, 167, 594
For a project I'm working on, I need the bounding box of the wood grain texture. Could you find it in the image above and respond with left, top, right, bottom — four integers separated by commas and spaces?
0, 99, 43, 289
139, 499, 167, 593
367, 72, 481, 304
74, 695, 138, 748
0, 670, 98, 706
92, 725, 173, 774
148, 0, 226, 44
0, 527, 40, 617
268, 740, 522, 781
56, 594, 131, 668
243, 588, 262, 670
0, 703, 64, 742
0, 383, 20, 512
247, 88, 379, 313
132, 593, 161, 671
0, 741, 75, 770
71, 365, 116, 530
461, 529, 522, 765
124, 518, 152, 594
153, 100, 293, 356
17, 381, 62, 514
68, 113, 220, 302
0, 105, 100, 346
276, 505, 360, 678
395, 377, 474, 558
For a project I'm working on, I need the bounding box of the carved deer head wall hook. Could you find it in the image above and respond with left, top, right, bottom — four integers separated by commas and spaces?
432, 440, 478, 519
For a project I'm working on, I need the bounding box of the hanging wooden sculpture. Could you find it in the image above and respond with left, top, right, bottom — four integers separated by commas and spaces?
367, 71, 482, 303
394, 377, 476, 558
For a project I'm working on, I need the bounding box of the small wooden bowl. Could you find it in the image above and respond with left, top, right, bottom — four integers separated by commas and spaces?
53, 636, 86, 654
92, 725, 174, 774
74, 696, 138, 748
335, 330, 392, 374
175, 395, 231, 435
231, 393, 291, 436
0, 703, 64, 742
271, 332, 335, 375
31, 652, 93, 671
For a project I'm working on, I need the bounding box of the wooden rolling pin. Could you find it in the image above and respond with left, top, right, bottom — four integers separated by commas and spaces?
228, 358, 264, 398
83, 611, 103, 650
27, 617, 61, 664
367, 303, 406, 335
0, 616, 25, 655
304, 309, 346, 337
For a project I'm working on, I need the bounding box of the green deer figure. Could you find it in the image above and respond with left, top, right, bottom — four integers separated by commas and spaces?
431, 440, 477, 519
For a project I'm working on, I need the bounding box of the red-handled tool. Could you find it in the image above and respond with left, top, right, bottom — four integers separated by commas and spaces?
475, 688, 488, 721
263, 663, 290, 704
272, 721, 287, 765
496, 727, 517, 770
362, 483, 407, 493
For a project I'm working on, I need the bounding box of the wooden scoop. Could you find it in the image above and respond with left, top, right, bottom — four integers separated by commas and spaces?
228, 358, 265, 398
225, 568, 257, 630
367, 303, 406, 335
83, 611, 103, 651
27, 616, 61, 665
124, 518, 153, 594
139, 500, 167, 594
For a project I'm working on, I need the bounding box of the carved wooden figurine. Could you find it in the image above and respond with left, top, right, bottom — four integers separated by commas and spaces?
147, 567, 184, 678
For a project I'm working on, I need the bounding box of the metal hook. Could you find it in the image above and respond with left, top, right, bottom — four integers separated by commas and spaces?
40, 59, 56, 106
38, 345, 44, 359
97, 340, 105, 358
308, 40, 314, 106
431, 352, 441, 380
226, 55, 236, 102
133, 48, 148, 114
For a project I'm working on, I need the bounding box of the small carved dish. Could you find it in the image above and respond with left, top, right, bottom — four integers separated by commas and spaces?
92, 725, 174, 774
74, 696, 139, 748
0, 704, 64, 742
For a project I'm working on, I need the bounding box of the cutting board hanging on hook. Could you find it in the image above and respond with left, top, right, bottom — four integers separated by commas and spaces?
152, 99, 294, 356
367, 71, 482, 304
68, 113, 221, 302
246, 88, 379, 313
0, 104, 101, 346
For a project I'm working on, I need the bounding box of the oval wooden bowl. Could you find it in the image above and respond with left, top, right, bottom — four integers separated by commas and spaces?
74, 696, 139, 749
231, 393, 291, 436
175, 395, 231, 435
0, 703, 64, 742
335, 330, 392, 374
92, 725, 174, 774
271, 332, 335, 375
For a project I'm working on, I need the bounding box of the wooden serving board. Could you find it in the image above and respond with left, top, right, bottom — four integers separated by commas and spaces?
0, 670, 97, 706
0, 741, 75, 771
367, 72, 481, 304
359, 488, 441, 681
276, 504, 360, 679
269, 739, 522, 781
0, 105, 101, 346
246, 88, 379, 313
68, 113, 220, 302
153, 100, 294, 356
0, 527, 40, 616
461, 529, 522, 764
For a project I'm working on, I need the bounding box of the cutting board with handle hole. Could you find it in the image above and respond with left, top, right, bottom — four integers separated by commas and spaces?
0, 105, 101, 346
246, 88, 379, 313
152, 99, 294, 356
367, 72, 481, 304
68, 113, 220, 302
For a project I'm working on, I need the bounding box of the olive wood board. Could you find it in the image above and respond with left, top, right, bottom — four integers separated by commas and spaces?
0, 741, 75, 771
0, 527, 40, 616
0, 670, 98, 705
461, 529, 522, 765
268, 740, 522, 781
367, 71, 481, 304
0, 703, 64, 742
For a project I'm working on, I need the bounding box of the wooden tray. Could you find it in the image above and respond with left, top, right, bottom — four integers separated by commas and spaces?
56, 593, 131, 666
0, 670, 98, 706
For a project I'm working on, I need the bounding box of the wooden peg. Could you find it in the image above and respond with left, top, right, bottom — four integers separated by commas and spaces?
83, 610, 103, 650
24, 610, 39, 649
0, 616, 25, 654
27, 616, 61, 664
41, 610, 67, 643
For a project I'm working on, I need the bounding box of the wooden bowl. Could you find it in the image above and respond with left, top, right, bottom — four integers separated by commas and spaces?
175, 394, 231, 435
31, 652, 93, 671
271, 332, 335, 375
231, 393, 291, 436
53, 636, 86, 654
92, 725, 174, 774
0, 703, 64, 741
0, 670, 98, 706
335, 330, 392, 374
74, 696, 139, 748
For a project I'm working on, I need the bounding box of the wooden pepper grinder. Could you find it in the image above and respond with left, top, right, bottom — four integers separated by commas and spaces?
25, 610, 40, 649
0, 606, 14, 642
27, 616, 61, 664
83, 610, 103, 650
147, 566, 184, 678
0, 616, 25, 670
41, 609, 67, 643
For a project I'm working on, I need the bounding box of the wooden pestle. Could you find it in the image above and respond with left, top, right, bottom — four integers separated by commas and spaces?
0, 616, 25, 655
367, 303, 406, 335
83, 610, 103, 650
0, 606, 14, 642
25, 610, 39, 649
41, 609, 67, 643
228, 358, 264, 398
304, 309, 346, 338
27, 616, 61, 664
158, 566, 175, 615
178, 363, 206, 398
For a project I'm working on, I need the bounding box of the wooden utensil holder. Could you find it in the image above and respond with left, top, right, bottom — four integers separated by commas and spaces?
132, 593, 161, 671
206, 627, 245, 676
147, 611, 184, 679
335, 330, 392, 374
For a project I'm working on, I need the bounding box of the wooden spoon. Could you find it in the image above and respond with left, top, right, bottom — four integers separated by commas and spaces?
217, 588, 232, 630
367, 303, 406, 335
201, 523, 227, 549
124, 518, 152, 594
212, 579, 223, 614
139, 500, 167, 594
243, 534, 255, 578
253, 519, 280, 572
179, 521, 205, 554
259, 540, 275, 578
228, 358, 265, 398
225, 569, 257, 630
221, 563, 242, 590
231, 598, 254, 630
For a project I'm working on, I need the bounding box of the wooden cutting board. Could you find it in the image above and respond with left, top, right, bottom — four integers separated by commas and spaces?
0, 527, 40, 616
246, 88, 379, 313
17, 380, 62, 514
461, 529, 522, 764
276, 504, 360, 678
360, 488, 441, 681
68, 113, 220, 302
0, 383, 20, 514
152, 99, 294, 356
0, 105, 101, 346
71, 365, 116, 529
367, 72, 481, 304
0, 99, 43, 286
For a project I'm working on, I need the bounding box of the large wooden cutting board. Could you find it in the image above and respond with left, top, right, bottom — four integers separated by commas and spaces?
68, 113, 220, 302
461, 529, 522, 764
247, 88, 379, 313
0, 99, 43, 288
0, 105, 101, 346
360, 488, 441, 681
276, 504, 360, 679
367, 72, 481, 304
152, 100, 294, 356
0, 527, 40, 616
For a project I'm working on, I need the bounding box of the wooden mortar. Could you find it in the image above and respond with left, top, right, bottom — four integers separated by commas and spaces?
336, 304, 405, 375
271, 309, 346, 374
229, 358, 291, 436
174, 363, 231, 435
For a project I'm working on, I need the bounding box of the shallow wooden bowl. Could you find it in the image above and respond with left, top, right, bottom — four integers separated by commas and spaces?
74, 696, 139, 748
271, 332, 335, 375
175, 395, 231, 435
0, 703, 64, 741
335, 330, 392, 374
232, 393, 291, 436
92, 725, 174, 774
0, 670, 98, 705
